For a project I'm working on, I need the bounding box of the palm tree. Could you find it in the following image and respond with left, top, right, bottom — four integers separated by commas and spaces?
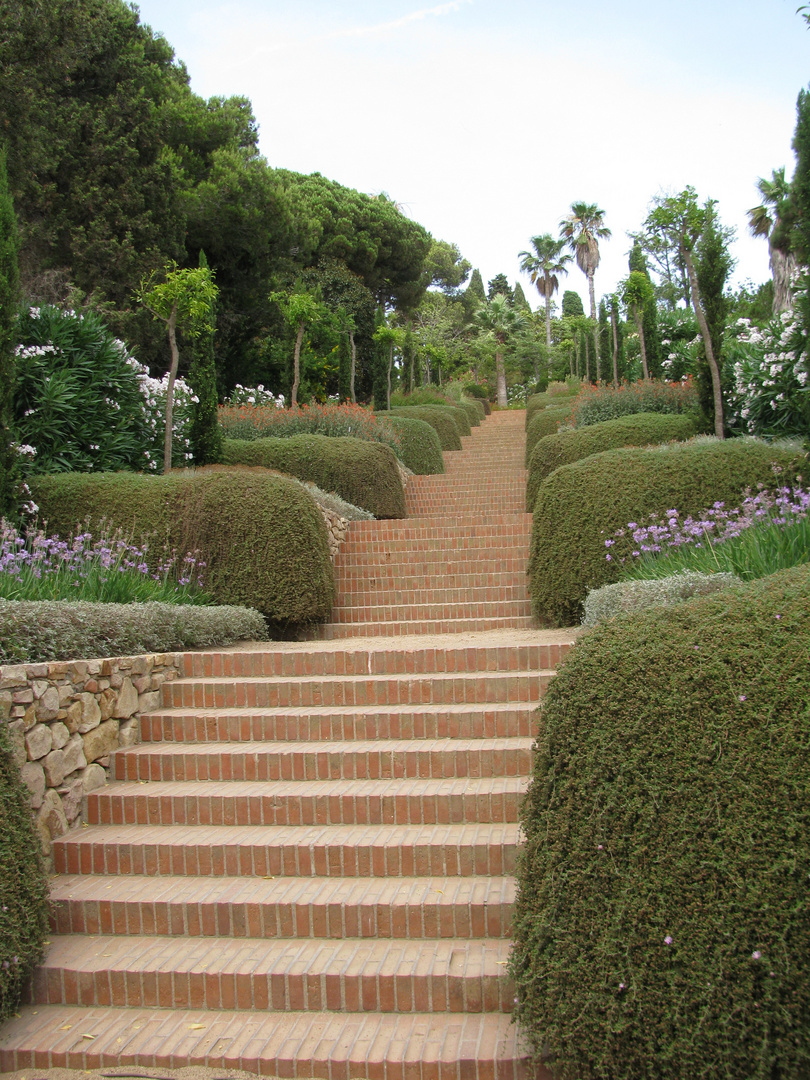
747, 167, 796, 313
559, 202, 611, 363
518, 234, 572, 347
473, 294, 526, 407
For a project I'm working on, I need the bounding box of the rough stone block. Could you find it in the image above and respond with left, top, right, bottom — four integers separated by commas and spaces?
81, 763, 107, 793
32, 679, 49, 700
42, 748, 66, 788
20, 761, 46, 809
118, 718, 139, 748
36, 685, 60, 720
12, 688, 34, 705
62, 733, 87, 775
77, 693, 102, 733
99, 688, 117, 721
82, 719, 119, 763
84, 679, 99, 694
64, 701, 82, 734
7, 719, 26, 768
138, 690, 160, 714
114, 677, 139, 719
50, 721, 70, 750
25, 723, 53, 761
0, 666, 27, 690
23, 703, 38, 730
0, 690, 11, 721
35, 789, 68, 856
57, 778, 84, 823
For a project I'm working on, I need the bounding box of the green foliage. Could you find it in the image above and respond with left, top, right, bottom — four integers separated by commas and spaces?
528, 438, 804, 626
526, 413, 697, 511
0, 147, 20, 518
525, 384, 579, 427
790, 86, 810, 264
30, 470, 335, 623
0, 719, 49, 1020
187, 251, 223, 465
461, 267, 486, 321
388, 406, 462, 450
571, 378, 700, 428
384, 416, 445, 475
562, 291, 584, 317
463, 383, 488, 400
524, 406, 574, 466
222, 434, 406, 519
0, 599, 267, 664
487, 274, 513, 302
695, 200, 735, 416
511, 564, 810, 1080
582, 570, 739, 627
218, 401, 401, 456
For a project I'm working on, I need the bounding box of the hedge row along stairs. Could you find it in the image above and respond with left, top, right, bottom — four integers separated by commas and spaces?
1, 410, 575, 1080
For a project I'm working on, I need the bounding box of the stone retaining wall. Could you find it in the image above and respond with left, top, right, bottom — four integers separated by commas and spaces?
0, 653, 184, 862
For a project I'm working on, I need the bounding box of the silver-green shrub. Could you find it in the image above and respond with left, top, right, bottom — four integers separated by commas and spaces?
582, 571, 740, 627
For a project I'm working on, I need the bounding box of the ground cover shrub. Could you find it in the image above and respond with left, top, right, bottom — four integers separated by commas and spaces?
0, 599, 267, 664
571, 377, 701, 428
458, 399, 484, 426
30, 470, 335, 623
221, 434, 406, 518
419, 403, 471, 437
582, 570, 740, 626
389, 406, 462, 450
389, 388, 454, 407
526, 382, 579, 427
461, 384, 491, 414
511, 563, 810, 1080
528, 438, 804, 626
524, 406, 574, 466
218, 401, 402, 457
526, 413, 698, 511
384, 416, 445, 475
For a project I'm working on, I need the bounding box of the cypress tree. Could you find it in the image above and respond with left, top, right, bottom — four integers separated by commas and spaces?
598, 299, 611, 381
695, 201, 734, 420
187, 250, 223, 465
790, 86, 810, 264
487, 273, 513, 303
0, 148, 20, 517
462, 268, 486, 321
562, 290, 584, 318
629, 241, 663, 378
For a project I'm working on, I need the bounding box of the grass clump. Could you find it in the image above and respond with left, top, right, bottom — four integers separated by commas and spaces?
384, 416, 445, 475
582, 570, 740, 626
221, 434, 406, 518
389, 406, 462, 450
524, 406, 574, 466
511, 563, 810, 1080
571, 377, 700, 428
526, 413, 697, 511
30, 469, 335, 623
0, 600, 268, 664
528, 437, 805, 627
0, 721, 49, 1020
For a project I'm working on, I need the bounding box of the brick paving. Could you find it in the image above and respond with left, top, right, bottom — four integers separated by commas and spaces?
0, 409, 572, 1079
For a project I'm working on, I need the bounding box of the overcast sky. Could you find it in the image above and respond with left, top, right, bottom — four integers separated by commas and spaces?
133, 0, 808, 311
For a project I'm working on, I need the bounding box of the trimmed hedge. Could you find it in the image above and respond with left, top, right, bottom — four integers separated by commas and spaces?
528, 438, 805, 627
526, 387, 578, 427
0, 600, 268, 664
458, 399, 484, 426
423, 403, 471, 437
511, 564, 810, 1080
31, 470, 335, 623
525, 406, 574, 466
0, 721, 49, 1020
222, 434, 406, 518
389, 407, 462, 450
384, 416, 445, 475
526, 413, 698, 511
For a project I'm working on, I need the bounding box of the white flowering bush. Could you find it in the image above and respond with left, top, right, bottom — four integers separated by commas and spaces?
727, 274, 810, 438
13, 306, 195, 477
224, 383, 285, 408
658, 308, 701, 383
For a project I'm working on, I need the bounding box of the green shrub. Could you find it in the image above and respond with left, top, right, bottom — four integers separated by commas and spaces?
458, 399, 484, 426
384, 416, 445, 475
526, 413, 698, 511
463, 383, 488, 400
222, 434, 406, 518
0, 719, 49, 1020
528, 438, 805, 626
524, 406, 573, 466
30, 470, 335, 623
582, 570, 740, 626
218, 401, 402, 457
389, 406, 462, 450
389, 388, 453, 407
0, 599, 268, 664
571, 377, 700, 428
526, 383, 579, 427
420, 403, 471, 437
511, 564, 810, 1080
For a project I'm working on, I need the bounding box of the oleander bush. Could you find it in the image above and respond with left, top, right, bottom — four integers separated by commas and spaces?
524, 406, 574, 466
30, 469, 335, 623
384, 416, 445, 475
571, 377, 701, 428
222, 434, 406, 518
528, 438, 805, 626
511, 563, 810, 1080
0, 720, 49, 1021
581, 570, 740, 626
526, 413, 698, 511
389, 406, 462, 450
0, 600, 268, 664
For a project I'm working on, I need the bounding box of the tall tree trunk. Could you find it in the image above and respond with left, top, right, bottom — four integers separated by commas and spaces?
682, 245, 725, 438
349, 328, 357, 403
291, 320, 304, 406
588, 268, 599, 367
387, 343, 393, 409
495, 350, 507, 407
771, 243, 797, 314
611, 306, 619, 387
584, 335, 590, 383
544, 276, 552, 347
634, 305, 649, 380
163, 299, 179, 474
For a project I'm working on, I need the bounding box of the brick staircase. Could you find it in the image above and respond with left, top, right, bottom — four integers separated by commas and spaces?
1, 409, 574, 1079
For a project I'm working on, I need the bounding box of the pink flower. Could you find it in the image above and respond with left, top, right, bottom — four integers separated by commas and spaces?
664, 935, 673, 946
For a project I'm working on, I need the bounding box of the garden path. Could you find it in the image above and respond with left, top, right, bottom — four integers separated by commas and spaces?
1, 409, 575, 1080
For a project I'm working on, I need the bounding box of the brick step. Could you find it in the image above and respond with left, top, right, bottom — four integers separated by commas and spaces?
334, 556, 532, 577
340, 522, 531, 541
328, 601, 533, 624
406, 503, 528, 515
27, 934, 514, 1013
0, 1005, 543, 1080
162, 670, 550, 709
317, 616, 540, 637
112, 737, 534, 783
140, 701, 539, 744
85, 776, 528, 827
50, 873, 515, 940
335, 573, 530, 596
335, 540, 530, 558
54, 821, 521, 879
334, 585, 530, 606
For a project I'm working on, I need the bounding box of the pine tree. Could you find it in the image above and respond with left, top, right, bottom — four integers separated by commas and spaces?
487, 273, 513, 303
0, 148, 20, 517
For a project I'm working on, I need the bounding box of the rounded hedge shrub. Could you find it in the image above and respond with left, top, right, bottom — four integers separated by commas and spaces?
389, 407, 462, 450
526, 386, 578, 427
0, 720, 49, 1021
458, 399, 484, 426
511, 563, 810, 1080
528, 438, 805, 627
31, 469, 335, 623
526, 413, 698, 511
525, 405, 574, 466
384, 416, 445, 475
422, 403, 471, 438
222, 434, 406, 518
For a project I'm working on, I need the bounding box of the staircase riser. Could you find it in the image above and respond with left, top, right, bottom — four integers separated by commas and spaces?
317, 618, 540, 638
333, 587, 530, 605
328, 604, 532, 623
